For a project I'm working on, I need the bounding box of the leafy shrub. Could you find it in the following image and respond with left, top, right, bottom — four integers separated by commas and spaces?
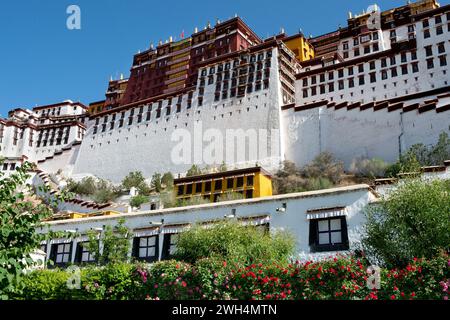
303, 152, 344, 184
130, 195, 148, 209
176, 196, 210, 207
186, 164, 202, 177
66, 176, 119, 204
14, 254, 450, 300
121, 171, 150, 195
161, 172, 174, 190
386, 132, 450, 177
273, 155, 344, 195
66, 177, 97, 195
305, 177, 334, 191
13, 269, 71, 300
217, 192, 244, 202
86, 219, 131, 266
362, 178, 450, 268
173, 220, 295, 266
350, 158, 389, 178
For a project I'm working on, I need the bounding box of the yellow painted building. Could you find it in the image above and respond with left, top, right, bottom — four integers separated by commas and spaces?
88, 100, 106, 115
283, 34, 315, 62
174, 167, 273, 203
45, 210, 120, 221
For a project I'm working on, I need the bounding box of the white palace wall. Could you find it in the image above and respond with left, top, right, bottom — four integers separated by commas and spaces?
73, 48, 285, 183
283, 94, 450, 169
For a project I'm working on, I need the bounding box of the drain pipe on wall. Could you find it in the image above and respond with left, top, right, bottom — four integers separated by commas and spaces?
398, 111, 405, 158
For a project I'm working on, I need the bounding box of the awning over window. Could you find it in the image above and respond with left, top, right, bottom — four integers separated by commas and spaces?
134, 227, 160, 237
238, 214, 271, 226
75, 235, 89, 242
161, 223, 191, 234
49, 238, 73, 245
306, 206, 347, 220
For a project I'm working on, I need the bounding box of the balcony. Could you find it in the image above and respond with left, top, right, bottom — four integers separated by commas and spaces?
166, 64, 189, 76
165, 74, 188, 85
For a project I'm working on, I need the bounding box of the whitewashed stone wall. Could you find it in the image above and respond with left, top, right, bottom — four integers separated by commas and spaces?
73, 48, 285, 182
42, 184, 375, 261
283, 94, 450, 168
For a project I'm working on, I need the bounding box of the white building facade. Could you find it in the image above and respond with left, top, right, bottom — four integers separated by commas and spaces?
40, 184, 376, 265
0, 101, 87, 176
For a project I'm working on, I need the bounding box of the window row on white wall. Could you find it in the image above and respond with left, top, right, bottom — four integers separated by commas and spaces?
40, 215, 351, 268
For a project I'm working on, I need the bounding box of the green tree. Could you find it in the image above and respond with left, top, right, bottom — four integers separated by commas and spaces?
66, 176, 97, 195
121, 171, 150, 195
0, 161, 69, 299
218, 161, 228, 172
186, 164, 202, 177
150, 173, 162, 192
130, 195, 148, 209
302, 152, 344, 184
428, 132, 450, 165
174, 220, 295, 265
362, 178, 450, 268
86, 218, 131, 266
350, 157, 389, 178
161, 172, 174, 190
176, 196, 210, 207
217, 192, 244, 202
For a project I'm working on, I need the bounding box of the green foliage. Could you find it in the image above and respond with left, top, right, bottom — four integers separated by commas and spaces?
428, 132, 450, 165
161, 172, 174, 190
173, 220, 295, 265
86, 219, 132, 266
13, 269, 71, 300
129, 195, 148, 209
306, 177, 334, 190
159, 190, 176, 208
66, 177, 97, 195
386, 132, 450, 177
176, 196, 210, 207
303, 152, 344, 184
0, 161, 64, 299
150, 173, 162, 193
217, 192, 244, 202
186, 164, 202, 177
350, 158, 389, 178
218, 161, 228, 172
121, 171, 150, 195
273, 154, 344, 194
66, 176, 119, 204
13, 254, 450, 300
362, 178, 450, 268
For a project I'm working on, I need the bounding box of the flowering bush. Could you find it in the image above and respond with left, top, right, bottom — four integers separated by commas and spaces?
12, 254, 449, 300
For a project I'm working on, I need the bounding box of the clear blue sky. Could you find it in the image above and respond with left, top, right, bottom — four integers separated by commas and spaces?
0, 0, 447, 116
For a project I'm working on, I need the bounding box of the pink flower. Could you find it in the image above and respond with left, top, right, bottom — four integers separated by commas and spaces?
444, 296, 448, 301
154, 284, 158, 289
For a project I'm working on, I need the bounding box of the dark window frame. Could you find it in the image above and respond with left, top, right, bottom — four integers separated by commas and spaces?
309, 217, 349, 253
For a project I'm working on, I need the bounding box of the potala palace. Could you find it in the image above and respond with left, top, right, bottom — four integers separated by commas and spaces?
1, 0, 450, 263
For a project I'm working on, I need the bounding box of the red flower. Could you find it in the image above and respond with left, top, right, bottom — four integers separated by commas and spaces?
390, 295, 396, 300
223, 261, 227, 267
181, 281, 187, 287
411, 292, 415, 297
